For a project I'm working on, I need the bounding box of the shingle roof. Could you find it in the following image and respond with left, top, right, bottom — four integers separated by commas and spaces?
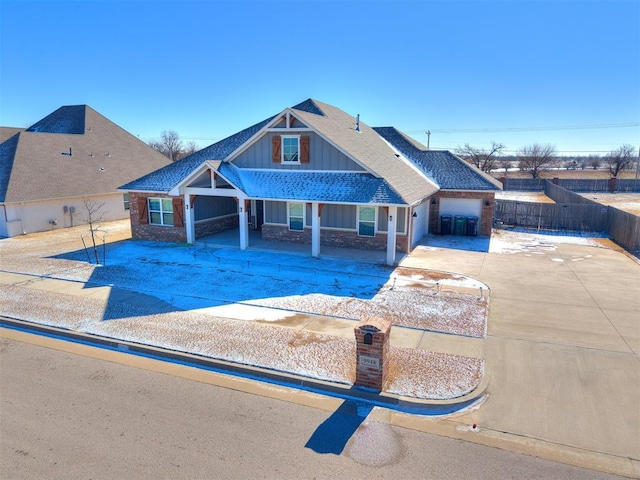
0, 106, 172, 203
120, 99, 449, 204
120, 116, 274, 192
26, 105, 86, 134
373, 127, 502, 191
290, 100, 439, 203
217, 162, 405, 204
0, 127, 24, 143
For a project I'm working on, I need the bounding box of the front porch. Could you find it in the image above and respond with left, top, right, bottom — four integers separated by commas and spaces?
196, 227, 407, 265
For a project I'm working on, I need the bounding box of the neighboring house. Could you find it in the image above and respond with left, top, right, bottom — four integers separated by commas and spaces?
0, 127, 25, 143
0, 105, 172, 238
121, 99, 501, 265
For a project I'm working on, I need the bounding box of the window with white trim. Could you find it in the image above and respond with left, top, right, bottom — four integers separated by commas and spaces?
357, 206, 376, 236
123, 193, 130, 210
282, 136, 300, 163
288, 202, 304, 231
148, 198, 174, 226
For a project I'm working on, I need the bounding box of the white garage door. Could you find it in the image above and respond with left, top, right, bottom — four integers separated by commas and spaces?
439, 198, 482, 219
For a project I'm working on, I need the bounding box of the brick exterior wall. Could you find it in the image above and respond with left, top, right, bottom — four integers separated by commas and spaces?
261, 224, 408, 252
428, 191, 496, 236
354, 318, 391, 391
195, 215, 239, 239
129, 192, 187, 243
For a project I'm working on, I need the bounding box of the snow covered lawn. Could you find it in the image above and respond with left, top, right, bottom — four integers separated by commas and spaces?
0, 221, 487, 399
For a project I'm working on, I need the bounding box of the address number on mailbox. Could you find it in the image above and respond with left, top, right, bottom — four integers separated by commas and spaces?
359, 355, 380, 370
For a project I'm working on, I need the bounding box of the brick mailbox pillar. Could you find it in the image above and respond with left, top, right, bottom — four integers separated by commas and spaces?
354, 317, 391, 391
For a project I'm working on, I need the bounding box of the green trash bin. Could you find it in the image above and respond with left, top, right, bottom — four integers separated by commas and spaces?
454, 215, 467, 235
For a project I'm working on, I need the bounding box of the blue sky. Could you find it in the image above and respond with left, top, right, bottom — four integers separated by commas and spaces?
1, 0, 638, 156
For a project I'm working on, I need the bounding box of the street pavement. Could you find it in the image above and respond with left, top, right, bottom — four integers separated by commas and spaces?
0, 334, 627, 480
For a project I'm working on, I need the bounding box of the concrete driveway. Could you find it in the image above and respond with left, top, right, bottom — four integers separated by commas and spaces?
400, 234, 639, 476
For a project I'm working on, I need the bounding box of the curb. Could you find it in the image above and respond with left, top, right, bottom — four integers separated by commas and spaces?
0, 316, 487, 416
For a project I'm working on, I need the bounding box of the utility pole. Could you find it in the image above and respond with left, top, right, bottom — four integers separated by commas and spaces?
426, 130, 431, 150
635, 145, 639, 191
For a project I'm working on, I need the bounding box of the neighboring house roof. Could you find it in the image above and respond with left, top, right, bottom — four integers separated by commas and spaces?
0, 127, 24, 143
373, 127, 502, 191
121, 99, 439, 205
0, 105, 172, 203
26, 105, 86, 134
120, 117, 274, 192
216, 162, 405, 204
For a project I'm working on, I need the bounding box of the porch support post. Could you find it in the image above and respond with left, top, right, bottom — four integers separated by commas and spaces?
386, 206, 398, 266
311, 202, 320, 258
238, 196, 249, 250
185, 194, 195, 243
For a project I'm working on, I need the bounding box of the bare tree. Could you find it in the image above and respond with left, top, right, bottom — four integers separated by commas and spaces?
456, 142, 506, 172
517, 143, 557, 178
149, 130, 184, 162
81, 198, 107, 264
605, 144, 635, 177
499, 157, 513, 174
183, 140, 199, 157
588, 155, 601, 170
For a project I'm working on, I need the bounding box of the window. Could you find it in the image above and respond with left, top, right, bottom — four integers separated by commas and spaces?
282, 136, 299, 163
272, 135, 309, 163
148, 198, 174, 226
358, 206, 376, 236
288, 203, 304, 231
123, 193, 130, 210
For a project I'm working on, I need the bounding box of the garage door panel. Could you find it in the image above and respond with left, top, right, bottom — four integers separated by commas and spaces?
440, 198, 482, 218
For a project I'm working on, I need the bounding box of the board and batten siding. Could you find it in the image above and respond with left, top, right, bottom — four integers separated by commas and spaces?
321, 204, 356, 229
233, 132, 365, 171
264, 201, 407, 233
264, 200, 287, 224
377, 207, 406, 233
194, 196, 237, 221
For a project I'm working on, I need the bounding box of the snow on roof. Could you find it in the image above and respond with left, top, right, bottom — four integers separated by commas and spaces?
120, 116, 274, 192
217, 162, 406, 204
121, 99, 440, 204
373, 127, 502, 191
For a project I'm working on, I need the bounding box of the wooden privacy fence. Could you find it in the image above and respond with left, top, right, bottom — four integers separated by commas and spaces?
607, 207, 640, 251
494, 201, 609, 232
494, 181, 640, 252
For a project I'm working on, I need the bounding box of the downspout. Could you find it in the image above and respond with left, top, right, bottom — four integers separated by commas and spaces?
20, 202, 26, 234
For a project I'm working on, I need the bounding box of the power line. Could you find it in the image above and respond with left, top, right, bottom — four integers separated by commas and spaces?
407, 122, 639, 134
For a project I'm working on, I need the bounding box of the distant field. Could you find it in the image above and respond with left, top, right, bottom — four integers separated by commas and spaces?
494, 191, 555, 203
577, 192, 640, 215
494, 190, 640, 215
490, 169, 638, 180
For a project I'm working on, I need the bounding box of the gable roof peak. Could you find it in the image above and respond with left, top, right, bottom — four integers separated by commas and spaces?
291, 98, 326, 116
26, 105, 89, 134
